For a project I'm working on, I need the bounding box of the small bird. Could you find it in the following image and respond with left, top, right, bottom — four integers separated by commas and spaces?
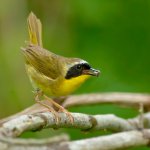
21, 12, 100, 123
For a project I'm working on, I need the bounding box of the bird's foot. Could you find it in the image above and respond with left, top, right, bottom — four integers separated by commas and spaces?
58, 107, 74, 124
34, 90, 60, 124
44, 95, 74, 124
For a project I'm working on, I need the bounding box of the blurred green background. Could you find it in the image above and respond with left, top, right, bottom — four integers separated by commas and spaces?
0, 0, 150, 149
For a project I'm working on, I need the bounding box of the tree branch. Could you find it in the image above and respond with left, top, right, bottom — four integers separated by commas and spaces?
0, 112, 137, 138
0, 92, 150, 149
1, 92, 150, 125
1, 111, 150, 138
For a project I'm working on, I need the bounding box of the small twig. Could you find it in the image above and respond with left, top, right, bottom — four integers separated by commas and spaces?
139, 103, 144, 129
63, 92, 150, 108
61, 130, 150, 150
0, 134, 70, 150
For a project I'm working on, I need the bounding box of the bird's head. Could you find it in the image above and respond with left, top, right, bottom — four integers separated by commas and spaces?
65, 58, 100, 79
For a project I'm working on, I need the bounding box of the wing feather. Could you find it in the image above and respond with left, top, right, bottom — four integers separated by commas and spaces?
22, 45, 63, 79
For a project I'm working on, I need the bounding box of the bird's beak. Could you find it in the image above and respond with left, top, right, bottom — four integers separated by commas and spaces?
82, 68, 100, 77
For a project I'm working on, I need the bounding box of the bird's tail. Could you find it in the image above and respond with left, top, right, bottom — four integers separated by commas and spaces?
27, 12, 43, 47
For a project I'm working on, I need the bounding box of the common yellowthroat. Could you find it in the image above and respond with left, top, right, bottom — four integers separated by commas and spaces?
21, 12, 100, 123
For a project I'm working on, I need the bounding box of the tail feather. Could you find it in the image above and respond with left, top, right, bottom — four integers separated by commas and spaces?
27, 12, 43, 46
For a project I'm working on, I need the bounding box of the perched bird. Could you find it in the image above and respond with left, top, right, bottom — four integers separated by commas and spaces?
22, 12, 100, 123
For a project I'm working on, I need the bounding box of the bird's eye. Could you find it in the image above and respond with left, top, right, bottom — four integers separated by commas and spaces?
76, 64, 82, 70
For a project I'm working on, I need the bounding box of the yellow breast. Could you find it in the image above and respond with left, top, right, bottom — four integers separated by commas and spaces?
56, 75, 90, 96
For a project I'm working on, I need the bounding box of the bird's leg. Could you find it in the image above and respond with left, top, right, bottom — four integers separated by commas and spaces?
34, 90, 60, 124
43, 95, 74, 124
54, 96, 68, 106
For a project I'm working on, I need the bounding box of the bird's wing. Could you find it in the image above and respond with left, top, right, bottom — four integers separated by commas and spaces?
22, 45, 63, 80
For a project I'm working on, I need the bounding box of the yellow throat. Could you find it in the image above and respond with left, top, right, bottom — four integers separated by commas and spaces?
56, 75, 90, 96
